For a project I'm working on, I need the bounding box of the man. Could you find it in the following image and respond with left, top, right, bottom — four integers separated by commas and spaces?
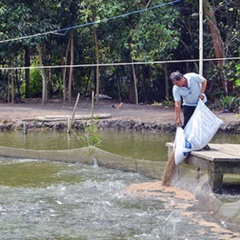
169, 71, 210, 150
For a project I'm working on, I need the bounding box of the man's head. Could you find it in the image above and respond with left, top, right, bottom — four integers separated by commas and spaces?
169, 71, 185, 87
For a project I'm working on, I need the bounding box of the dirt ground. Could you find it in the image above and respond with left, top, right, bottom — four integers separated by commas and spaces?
0, 99, 239, 124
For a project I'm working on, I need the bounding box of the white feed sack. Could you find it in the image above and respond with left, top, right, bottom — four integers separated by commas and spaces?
174, 127, 191, 165
174, 99, 223, 165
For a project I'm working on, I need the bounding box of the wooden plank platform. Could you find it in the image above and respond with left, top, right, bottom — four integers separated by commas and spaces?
27, 113, 112, 122
166, 142, 240, 193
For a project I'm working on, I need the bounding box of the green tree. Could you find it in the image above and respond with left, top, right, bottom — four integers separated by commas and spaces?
78, 0, 127, 103
173, 0, 239, 99
0, 0, 238, 105
125, 0, 180, 103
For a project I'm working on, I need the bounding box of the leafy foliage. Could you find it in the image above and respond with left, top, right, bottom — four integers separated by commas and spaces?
69, 92, 101, 147
236, 64, 240, 87
20, 67, 42, 98
0, 0, 239, 104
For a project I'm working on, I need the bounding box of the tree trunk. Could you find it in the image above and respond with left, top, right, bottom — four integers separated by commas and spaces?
68, 32, 74, 104
25, 47, 30, 98
203, 0, 226, 93
15, 69, 21, 100
128, 65, 135, 104
11, 69, 14, 104
163, 64, 169, 100
7, 71, 10, 103
131, 62, 138, 105
37, 45, 47, 105
92, 26, 100, 104
62, 38, 71, 103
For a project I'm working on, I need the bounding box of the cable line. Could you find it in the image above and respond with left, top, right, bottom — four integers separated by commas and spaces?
0, 0, 181, 44
0, 57, 239, 71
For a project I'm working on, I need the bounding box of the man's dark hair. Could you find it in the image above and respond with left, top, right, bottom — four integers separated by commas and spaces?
169, 71, 183, 82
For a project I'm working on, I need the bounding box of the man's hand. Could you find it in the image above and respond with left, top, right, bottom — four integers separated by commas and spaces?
174, 101, 182, 127
176, 117, 182, 127
199, 93, 205, 100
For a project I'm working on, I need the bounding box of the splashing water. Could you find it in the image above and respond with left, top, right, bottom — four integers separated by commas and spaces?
0, 158, 239, 240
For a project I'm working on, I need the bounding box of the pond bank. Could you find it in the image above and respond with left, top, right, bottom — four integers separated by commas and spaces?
0, 117, 240, 134
0, 100, 240, 134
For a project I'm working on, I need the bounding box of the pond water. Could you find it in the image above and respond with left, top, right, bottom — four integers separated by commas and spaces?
1, 130, 240, 161
0, 130, 240, 239
0, 130, 173, 161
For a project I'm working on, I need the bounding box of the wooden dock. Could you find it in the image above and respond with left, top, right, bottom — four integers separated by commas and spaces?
166, 142, 240, 193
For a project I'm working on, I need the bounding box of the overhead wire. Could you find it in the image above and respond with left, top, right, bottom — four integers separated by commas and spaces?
0, 0, 181, 44
0, 57, 239, 71
0, 0, 238, 71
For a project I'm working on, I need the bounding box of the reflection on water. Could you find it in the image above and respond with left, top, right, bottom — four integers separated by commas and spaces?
0, 130, 240, 239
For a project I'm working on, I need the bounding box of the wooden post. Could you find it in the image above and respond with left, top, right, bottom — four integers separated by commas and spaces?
71, 92, 80, 126
67, 92, 80, 133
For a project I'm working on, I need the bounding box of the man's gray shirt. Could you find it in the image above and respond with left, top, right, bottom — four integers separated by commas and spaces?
172, 72, 205, 106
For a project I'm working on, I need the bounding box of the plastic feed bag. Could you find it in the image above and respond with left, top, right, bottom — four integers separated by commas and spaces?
174, 127, 191, 165
174, 100, 223, 165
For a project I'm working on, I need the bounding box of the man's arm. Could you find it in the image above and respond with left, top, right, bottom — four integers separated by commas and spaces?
199, 78, 207, 100
175, 101, 182, 127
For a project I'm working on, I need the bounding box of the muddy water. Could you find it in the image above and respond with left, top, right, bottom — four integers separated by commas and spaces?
0, 130, 240, 239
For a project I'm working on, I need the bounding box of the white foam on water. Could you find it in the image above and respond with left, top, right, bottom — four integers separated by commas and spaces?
0, 160, 239, 239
